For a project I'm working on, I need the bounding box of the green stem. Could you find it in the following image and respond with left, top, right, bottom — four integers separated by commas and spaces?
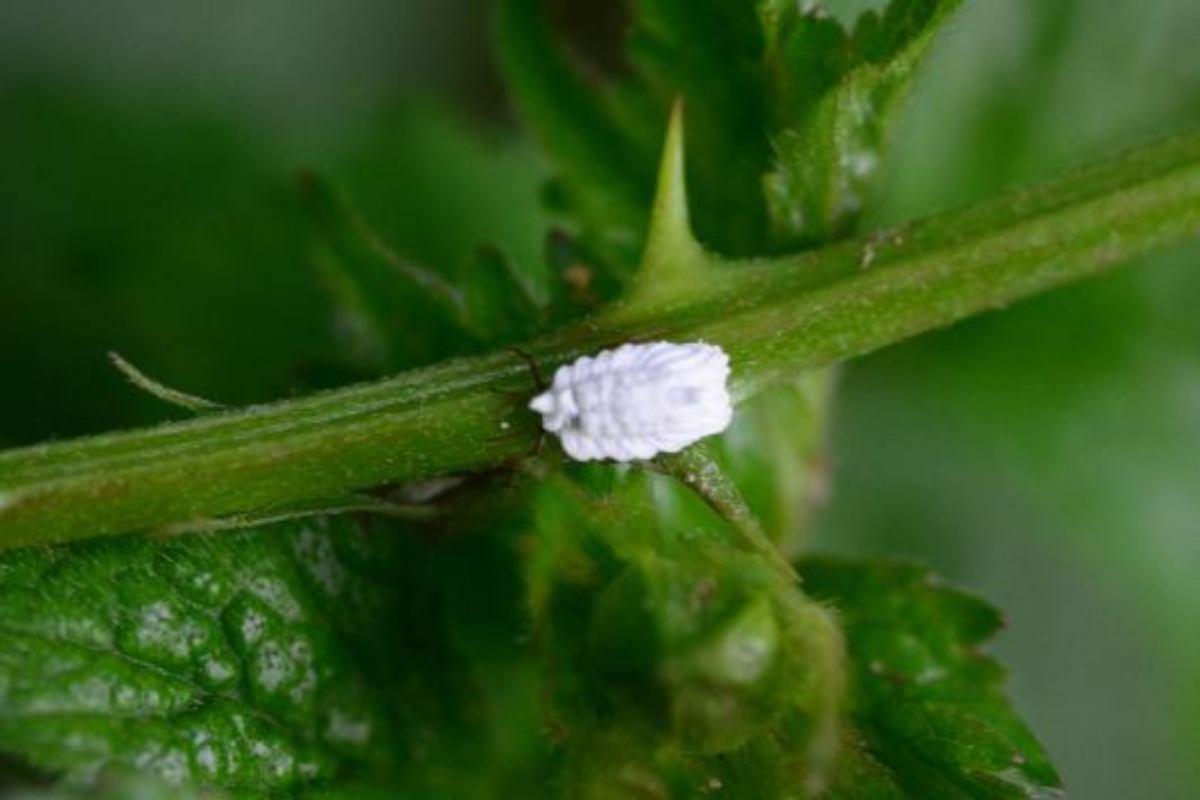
2, 132, 1199, 548
654, 444, 798, 581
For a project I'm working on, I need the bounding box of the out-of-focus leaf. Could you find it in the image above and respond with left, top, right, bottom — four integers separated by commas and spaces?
332, 109, 552, 309
298, 185, 567, 376
802, 557, 1063, 798
4, 774, 216, 800
302, 109, 589, 374
0, 90, 555, 442
761, 0, 962, 243
457, 246, 545, 345
619, 0, 775, 256
708, 372, 837, 556
298, 172, 468, 373
527, 472, 844, 798
0, 86, 334, 445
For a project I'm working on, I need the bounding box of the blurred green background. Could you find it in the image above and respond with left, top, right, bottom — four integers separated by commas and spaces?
1, 2, 1197, 798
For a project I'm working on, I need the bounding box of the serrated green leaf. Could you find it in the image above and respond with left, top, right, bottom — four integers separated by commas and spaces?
620, 0, 773, 256
496, 0, 657, 278
762, 0, 962, 244
315, 106, 573, 371
800, 557, 1063, 799
498, 0, 768, 265
299, 172, 468, 374
456, 246, 545, 345
331, 108, 552, 306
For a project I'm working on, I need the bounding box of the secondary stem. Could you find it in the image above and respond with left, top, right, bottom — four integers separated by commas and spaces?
2, 132, 1199, 549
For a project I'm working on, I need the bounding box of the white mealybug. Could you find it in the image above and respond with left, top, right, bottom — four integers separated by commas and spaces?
528, 341, 733, 462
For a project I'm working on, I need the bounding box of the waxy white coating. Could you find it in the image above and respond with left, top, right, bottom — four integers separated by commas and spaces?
528, 341, 733, 462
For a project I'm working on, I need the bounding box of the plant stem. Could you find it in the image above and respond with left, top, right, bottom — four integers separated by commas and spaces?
654, 445, 798, 581
2, 132, 1199, 549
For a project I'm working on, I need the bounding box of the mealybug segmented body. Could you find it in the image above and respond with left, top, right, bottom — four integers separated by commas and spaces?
528, 341, 732, 462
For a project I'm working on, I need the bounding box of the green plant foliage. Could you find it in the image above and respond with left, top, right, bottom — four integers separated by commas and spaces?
705, 372, 836, 556
761, 0, 962, 243
299, 170, 552, 373
803, 558, 1063, 798
0, 516, 515, 795
4, 0, 1199, 796
0, 88, 331, 445
823, 3, 1200, 792
299, 172, 468, 373
526, 470, 846, 797
5, 774, 217, 800
0, 453, 1061, 798
4, 67, 1197, 547
299, 114, 567, 374
499, 0, 959, 260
